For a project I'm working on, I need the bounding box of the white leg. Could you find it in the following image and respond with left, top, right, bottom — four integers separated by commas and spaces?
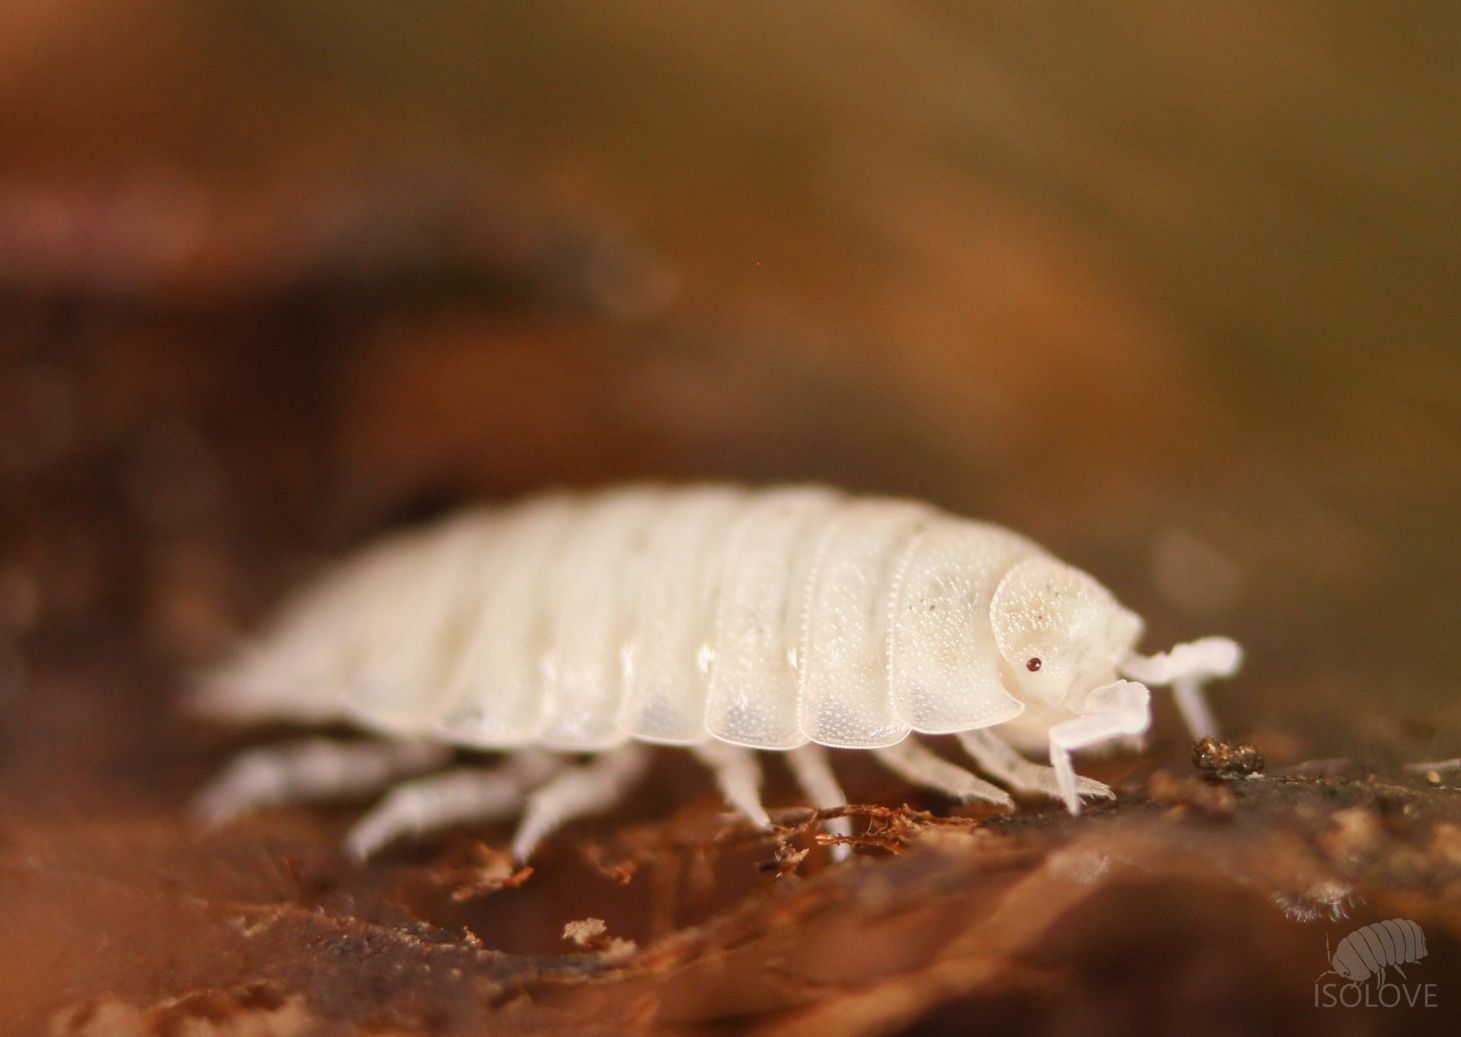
691, 742, 771, 828
1049, 680, 1151, 814
785, 744, 853, 862
510, 744, 652, 862
346, 751, 561, 859
872, 738, 1014, 809
1121, 636, 1242, 740
957, 729, 1114, 802
1171, 677, 1218, 742
195, 737, 450, 826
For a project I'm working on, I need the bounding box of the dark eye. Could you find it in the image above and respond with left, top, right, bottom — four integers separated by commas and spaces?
1026, 657, 1042, 672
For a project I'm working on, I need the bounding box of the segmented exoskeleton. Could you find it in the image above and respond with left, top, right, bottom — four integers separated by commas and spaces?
1319, 919, 1429, 985
194, 484, 1242, 861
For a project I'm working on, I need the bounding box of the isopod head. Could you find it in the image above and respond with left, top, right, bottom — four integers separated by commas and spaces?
1331, 952, 1360, 981
989, 556, 1144, 711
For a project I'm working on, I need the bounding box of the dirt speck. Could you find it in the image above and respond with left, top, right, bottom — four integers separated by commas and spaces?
1192, 736, 1266, 776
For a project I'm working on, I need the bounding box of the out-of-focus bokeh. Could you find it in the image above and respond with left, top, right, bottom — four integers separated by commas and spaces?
1, 4, 1458, 1034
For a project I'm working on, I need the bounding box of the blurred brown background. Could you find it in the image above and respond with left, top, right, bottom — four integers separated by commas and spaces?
1, 3, 1459, 1034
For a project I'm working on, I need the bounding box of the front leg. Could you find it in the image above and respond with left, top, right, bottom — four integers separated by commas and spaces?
872, 737, 1014, 808
957, 729, 1114, 802
1048, 680, 1151, 814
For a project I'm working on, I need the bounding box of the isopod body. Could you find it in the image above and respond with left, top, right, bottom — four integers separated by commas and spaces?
1322, 919, 1428, 984
196, 484, 1242, 861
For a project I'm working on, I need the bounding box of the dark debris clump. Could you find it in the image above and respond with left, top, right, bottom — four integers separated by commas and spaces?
1192, 736, 1266, 776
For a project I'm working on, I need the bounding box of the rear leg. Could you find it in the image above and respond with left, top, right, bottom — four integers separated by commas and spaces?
957, 729, 1114, 802
785, 744, 852, 862
346, 750, 561, 859
195, 737, 450, 826
510, 743, 652, 862
872, 737, 1014, 809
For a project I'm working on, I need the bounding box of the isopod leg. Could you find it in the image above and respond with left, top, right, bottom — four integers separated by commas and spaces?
345, 750, 561, 860
691, 742, 772, 828
956, 729, 1114, 802
1048, 680, 1151, 814
784, 744, 853, 862
510, 743, 652, 863
195, 737, 451, 826
872, 738, 1014, 809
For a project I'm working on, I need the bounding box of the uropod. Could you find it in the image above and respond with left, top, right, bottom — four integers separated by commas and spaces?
194, 484, 1242, 862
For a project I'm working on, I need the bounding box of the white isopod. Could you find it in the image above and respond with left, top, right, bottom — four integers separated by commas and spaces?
194, 484, 1242, 862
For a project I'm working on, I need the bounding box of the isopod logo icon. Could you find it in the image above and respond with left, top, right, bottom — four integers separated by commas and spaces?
1314, 919, 1438, 1009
